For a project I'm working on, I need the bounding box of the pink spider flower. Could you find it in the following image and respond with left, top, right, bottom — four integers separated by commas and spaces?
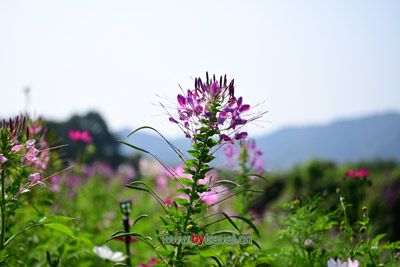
22, 139, 41, 167
11, 144, 23, 153
223, 140, 265, 175
28, 173, 46, 188
0, 154, 7, 165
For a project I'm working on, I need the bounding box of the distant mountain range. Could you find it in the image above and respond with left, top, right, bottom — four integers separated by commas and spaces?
117, 112, 400, 170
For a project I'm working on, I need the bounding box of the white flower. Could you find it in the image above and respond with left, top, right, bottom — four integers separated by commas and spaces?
327, 258, 347, 267
93, 245, 126, 262
347, 258, 360, 267
327, 258, 360, 267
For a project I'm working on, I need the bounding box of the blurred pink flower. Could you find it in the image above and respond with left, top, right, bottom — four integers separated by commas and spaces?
139, 158, 164, 177
223, 140, 265, 175
199, 191, 219, 206
156, 175, 168, 189
171, 165, 192, 179
117, 164, 136, 183
345, 168, 369, 179
163, 198, 173, 206
68, 130, 93, 143
138, 257, 157, 267
49, 175, 61, 192
0, 154, 7, 164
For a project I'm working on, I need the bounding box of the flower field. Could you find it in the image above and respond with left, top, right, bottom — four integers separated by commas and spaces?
0, 74, 399, 267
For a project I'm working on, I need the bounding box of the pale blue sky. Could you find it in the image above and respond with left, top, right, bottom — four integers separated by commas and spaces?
1, 0, 399, 137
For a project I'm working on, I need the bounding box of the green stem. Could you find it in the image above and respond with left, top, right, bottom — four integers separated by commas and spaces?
175, 136, 210, 265
0, 169, 6, 250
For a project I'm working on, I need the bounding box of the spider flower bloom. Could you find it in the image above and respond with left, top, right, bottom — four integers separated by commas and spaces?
169, 73, 260, 143
68, 130, 93, 143
0, 154, 7, 165
11, 144, 23, 153
28, 173, 46, 188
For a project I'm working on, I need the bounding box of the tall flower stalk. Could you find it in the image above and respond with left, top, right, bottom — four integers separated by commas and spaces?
120, 73, 264, 266
224, 140, 265, 216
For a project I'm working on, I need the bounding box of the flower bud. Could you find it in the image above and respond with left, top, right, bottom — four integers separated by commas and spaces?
304, 239, 315, 252
362, 206, 367, 212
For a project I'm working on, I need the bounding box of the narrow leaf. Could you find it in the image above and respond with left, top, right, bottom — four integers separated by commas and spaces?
133, 214, 148, 226
210, 256, 223, 267
230, 216, 260, 237
222, 213, 240, 232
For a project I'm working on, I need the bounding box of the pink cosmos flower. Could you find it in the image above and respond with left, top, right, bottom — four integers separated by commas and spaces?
345, 168, 369, 179
68, 130, 93, 143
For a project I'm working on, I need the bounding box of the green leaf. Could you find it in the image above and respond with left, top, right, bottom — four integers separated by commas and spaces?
126, 185, 150, 193
206, 139, 218, 147
211, 230, 238, 236
252, 240, 261, 249
39, 215, 75, 225
177, 188, 191, 195
118, 140, 150, 154
210, 256, 223, 267
222, 213, 240, 232
126, 181, 151, 193
230, 216, 260, 237
107, 231, 150, 242
173, 198, 189, 206
176, 178, 194, 187
215, 180, 241, 188
247, 173, 269, 184
188, 150, 199, 158
43, 223, 76, 239
133, 214, 148, 226
185, 159, 197, 167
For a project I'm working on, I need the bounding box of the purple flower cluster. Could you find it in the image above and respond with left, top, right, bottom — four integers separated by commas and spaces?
169, 73, 252, 143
